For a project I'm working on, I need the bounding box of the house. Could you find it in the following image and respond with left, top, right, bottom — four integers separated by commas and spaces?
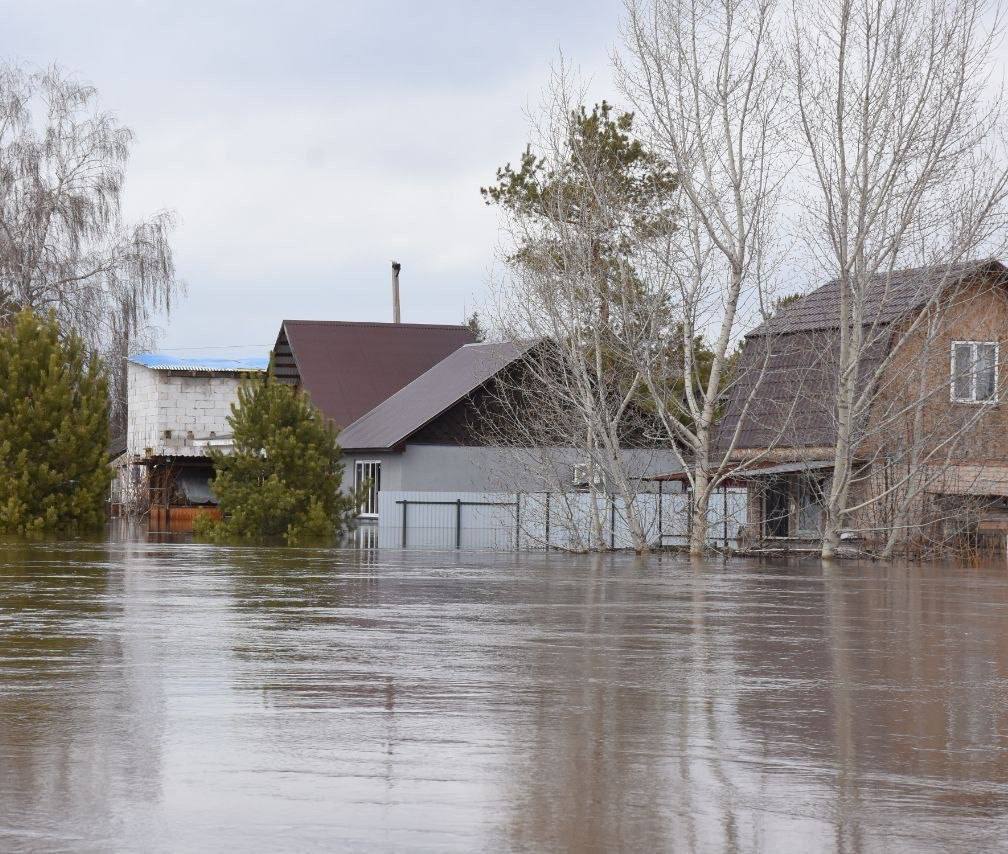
268, 318, 480, 520
719, 258, 1008, 550
113, 353, 268, 532
337, 340, 681, 524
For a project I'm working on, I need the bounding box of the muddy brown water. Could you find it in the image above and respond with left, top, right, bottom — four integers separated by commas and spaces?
0, 543, 1006, 853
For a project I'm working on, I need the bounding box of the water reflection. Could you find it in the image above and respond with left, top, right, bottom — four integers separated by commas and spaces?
0, 543, 165, 847
0, 544, 1006, 852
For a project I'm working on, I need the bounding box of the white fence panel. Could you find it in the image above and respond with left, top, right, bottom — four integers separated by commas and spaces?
375, 487, 747, 552
659, 493, 691, 547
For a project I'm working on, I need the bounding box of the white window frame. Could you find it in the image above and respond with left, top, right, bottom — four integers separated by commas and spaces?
950, 340, 999, 404
354, 460, 381, 518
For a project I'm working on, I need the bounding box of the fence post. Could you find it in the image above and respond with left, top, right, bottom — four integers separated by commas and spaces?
401, 501, 408, 548
545, 491, 550, 551
455, 498, 462, 550
723, 486, 729, 550
515, 493, 521, 550
658, 480, 663, 546
686, 488, 692, 545
610, 494, 616, 549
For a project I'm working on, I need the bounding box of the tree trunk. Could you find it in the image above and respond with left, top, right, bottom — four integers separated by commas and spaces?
688, 468, 709, 557
821, 518, 841, 561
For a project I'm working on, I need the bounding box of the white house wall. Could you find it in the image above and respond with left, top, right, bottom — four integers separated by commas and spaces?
126, 362, 244, 457
344, 444, 681, 495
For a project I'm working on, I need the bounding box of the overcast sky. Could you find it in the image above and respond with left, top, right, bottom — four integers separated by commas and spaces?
1, 0, 623, 355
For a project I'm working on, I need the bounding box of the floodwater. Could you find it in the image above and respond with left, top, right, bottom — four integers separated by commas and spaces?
0, 545, 1006, 853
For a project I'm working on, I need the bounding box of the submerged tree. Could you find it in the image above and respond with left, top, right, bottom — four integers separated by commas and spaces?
0, 64, 181, 425
483, 89, 680, 552
196, 375, 359, 545
0, 309, 109, 537
619, 0, 790, 555
790, 0, 1008, 559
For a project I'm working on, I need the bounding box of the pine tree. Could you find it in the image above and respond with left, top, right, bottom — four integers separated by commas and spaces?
196, 374, 359, 544
0, 310, 110, 537
465, 311, 487, 342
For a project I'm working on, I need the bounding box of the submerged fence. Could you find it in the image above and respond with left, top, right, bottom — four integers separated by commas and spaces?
374, 489, 747, 551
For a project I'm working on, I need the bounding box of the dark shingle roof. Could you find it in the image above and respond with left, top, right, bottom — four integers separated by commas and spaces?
718, 330, 888, 451
754, 259, 1007, 336
338, 341, 527, 451
279, 320, 475, 429
720, 259, 1008, 452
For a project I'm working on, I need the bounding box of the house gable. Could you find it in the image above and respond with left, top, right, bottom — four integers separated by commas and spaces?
272, 320, 475, 429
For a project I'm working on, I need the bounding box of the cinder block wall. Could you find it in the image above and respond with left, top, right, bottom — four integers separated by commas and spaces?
126, 363, 244, 456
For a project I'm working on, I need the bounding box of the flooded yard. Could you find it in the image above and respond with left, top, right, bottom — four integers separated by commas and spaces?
0, 543, 1006, 852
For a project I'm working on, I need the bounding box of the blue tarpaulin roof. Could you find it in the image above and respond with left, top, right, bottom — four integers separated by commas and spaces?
129, 353, 268, 372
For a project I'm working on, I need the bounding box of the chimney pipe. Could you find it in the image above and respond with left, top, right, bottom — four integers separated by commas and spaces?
391, 261, 402, 324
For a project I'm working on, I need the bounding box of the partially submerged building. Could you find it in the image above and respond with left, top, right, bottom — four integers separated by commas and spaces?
337, 340, 681, 528
268, 319, 477, 518
113, 353, 267, 532
719, 259, 1008, 551
118, 317, 682, 544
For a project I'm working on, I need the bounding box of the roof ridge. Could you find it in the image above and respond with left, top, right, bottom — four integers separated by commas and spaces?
283, 319, 470, 330
750, 258, 1006, 337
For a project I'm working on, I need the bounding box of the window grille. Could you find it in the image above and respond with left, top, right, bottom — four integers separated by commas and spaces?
354, 461, 381, 517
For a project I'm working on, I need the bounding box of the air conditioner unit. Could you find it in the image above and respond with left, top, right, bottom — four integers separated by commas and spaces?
572, 463, 606, 491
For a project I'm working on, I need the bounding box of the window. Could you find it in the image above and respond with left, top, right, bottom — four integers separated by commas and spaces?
354, 461, 381, 517
797, 477, 823, 535
763, 477, 790, 538
951, 341, 998, 403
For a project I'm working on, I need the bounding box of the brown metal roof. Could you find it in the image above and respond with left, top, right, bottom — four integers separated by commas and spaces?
278, 320, 475, 429
338, 341, 528, 451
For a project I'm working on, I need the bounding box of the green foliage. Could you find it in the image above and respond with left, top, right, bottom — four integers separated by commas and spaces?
197, 374, 359, 545
481, 101, 678, 250
483, 102, 680, 381
0, 310, 109, 537
465, 311, 487, 342
772, 292, 803, 313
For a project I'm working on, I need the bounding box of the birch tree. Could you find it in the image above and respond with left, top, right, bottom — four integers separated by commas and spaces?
617, 0, 790, 555
0, 64, 181, 426
790, 0, 1008, 558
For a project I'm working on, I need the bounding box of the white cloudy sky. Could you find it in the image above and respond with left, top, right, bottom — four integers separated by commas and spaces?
1, 0, 623, 355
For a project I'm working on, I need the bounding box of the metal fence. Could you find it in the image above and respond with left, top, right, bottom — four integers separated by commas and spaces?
374, 488, 747, 551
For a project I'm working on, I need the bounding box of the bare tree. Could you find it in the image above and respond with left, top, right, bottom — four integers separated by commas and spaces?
0, 64, 181, 425
790, 0, 1008, 558
617, 0, 791, 555
813, 267, 1008, 559
473, 338, 669, 552
483, 72, 680, 553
